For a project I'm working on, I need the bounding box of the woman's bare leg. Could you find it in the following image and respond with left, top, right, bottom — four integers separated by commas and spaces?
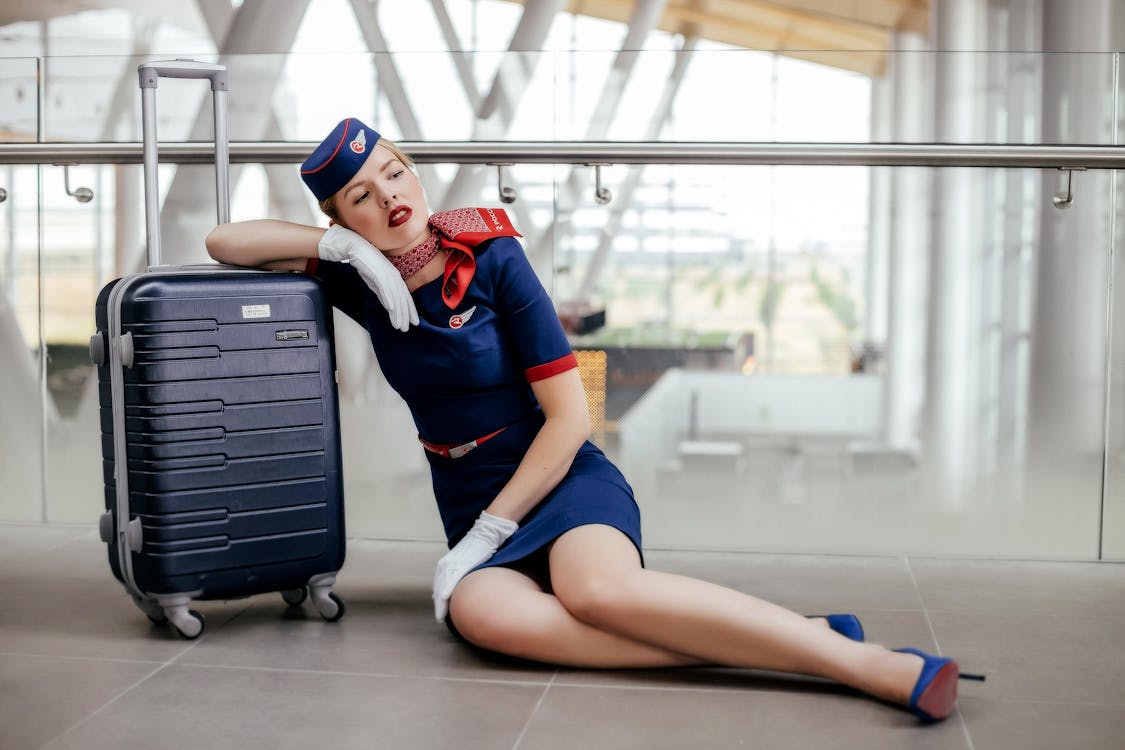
448, 566, 701, 668
547, 524, 928, 706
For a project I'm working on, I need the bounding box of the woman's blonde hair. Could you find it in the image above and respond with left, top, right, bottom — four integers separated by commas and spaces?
317, 137, 415, 224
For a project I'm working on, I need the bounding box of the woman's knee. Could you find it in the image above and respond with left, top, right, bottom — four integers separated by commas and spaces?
553, 573, 637, 629
447, 570, 542, 653
549, 526, 645, 628
449, 583, 509, 650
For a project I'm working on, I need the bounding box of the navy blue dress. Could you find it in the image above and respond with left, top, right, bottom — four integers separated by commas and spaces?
309, 220, 642, 572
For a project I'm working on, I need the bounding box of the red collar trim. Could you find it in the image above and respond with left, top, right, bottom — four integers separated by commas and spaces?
431, 208, 520, 310
440, 238, 475, 309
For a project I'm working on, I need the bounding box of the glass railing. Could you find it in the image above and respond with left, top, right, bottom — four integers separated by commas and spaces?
2, 50, 1123, 562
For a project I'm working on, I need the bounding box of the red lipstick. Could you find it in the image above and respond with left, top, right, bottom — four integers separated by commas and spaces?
389, 205, 411, 227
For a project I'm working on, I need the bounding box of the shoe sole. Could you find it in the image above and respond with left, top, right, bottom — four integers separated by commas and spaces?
916, 660, 959, 722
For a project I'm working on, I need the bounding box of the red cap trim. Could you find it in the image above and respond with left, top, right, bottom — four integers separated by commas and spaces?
525, 352, 578, 382
300, 118, 352, 175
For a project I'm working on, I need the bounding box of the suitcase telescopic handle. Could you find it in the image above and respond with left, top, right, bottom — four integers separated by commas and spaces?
137, 59, 230, 267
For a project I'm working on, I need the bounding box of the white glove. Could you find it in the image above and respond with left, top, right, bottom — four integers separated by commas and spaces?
432, 510, 518, 622
318, 224, 419, 332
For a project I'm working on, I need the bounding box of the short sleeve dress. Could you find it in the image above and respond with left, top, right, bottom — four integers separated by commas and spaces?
307, 208, 642, 572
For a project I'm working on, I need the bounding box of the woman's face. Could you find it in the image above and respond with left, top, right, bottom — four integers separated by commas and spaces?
334, 143, 430, 253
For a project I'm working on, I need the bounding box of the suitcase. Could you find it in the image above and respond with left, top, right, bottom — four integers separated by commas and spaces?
90, 60, 346, 639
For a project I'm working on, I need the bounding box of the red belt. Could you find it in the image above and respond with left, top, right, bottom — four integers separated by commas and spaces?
419, 426, 507, 459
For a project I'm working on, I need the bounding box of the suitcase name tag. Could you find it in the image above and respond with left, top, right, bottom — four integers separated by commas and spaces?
241, 303, 271, 319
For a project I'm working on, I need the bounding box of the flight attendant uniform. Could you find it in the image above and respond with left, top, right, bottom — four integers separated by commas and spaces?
306, 207, 643, 577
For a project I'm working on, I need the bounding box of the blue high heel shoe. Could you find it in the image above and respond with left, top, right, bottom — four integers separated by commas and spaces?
895, 647, 960, 723
809, 614, 865, 642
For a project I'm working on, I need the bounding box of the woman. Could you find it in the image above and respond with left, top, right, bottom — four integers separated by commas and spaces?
206, 118, 969, 723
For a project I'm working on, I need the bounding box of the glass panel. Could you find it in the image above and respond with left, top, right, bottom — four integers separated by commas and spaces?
0, 163, 43, 521
42, 51, 559, 144
6, 45, 1120, 560
667, 49, 874, 142
569, 163, 1109, 558
41, 163, 104, 523
1106, 165, 1125, 560
42, 49, 1115, 146
1, 52, 44, 522
1102, 52, 1125, 561
0, 56, 39, 142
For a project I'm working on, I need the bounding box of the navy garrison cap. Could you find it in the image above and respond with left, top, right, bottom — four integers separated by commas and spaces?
300, 118, 381, 201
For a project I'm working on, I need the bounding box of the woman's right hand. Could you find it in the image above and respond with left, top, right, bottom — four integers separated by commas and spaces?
318, 225, 420, 332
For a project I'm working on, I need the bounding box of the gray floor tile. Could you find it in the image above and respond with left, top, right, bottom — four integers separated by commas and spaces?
1, 532, 247, 661
44, 664, 544, 750
928, 611, 1125, 705
180, 595, 557, 683
517, 684, 970, 750
959, 697, 1125, 750
908, 558, 1125, 617
0, 653, 159, 750
5, 529, 1125, 748
850, 609, 938, 649
0, 524, 90, 567
178, 538, 557, 682
643, 548, 920, 613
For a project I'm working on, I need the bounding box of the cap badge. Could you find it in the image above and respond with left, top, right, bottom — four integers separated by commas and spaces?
449, 305, 477, 329
350, 128, 367, 154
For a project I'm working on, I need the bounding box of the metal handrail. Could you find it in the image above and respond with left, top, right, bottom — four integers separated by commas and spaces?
1, 141, 1124, 168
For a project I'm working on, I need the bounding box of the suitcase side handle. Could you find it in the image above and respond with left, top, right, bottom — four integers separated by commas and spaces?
137, 59, 230, 268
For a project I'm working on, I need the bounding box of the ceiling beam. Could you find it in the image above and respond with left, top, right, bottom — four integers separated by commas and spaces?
502, 0, 931, 77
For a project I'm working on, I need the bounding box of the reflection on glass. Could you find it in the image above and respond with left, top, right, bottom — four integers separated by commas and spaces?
0, 164, 43, 521
561, 165, 1109, 559
0, 45, 1119, 561
0, 57, 38, 143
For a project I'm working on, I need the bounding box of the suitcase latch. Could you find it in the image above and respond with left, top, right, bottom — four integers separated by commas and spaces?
275, 329, 310, 341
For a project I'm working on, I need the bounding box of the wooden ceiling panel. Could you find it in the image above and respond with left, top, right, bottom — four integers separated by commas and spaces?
768, 0, 928, 32
510, 0, 930, 77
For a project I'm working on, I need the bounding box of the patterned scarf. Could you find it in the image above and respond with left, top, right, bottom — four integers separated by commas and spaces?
385, 232, 440, 281
426, 208, 521, 309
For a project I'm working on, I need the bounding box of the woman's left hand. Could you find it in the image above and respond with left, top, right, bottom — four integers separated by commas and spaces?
432, 511, 518, 622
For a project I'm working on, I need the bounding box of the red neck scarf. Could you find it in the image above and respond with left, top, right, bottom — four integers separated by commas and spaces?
386, 232, 440, 280
427, 208, 521, 309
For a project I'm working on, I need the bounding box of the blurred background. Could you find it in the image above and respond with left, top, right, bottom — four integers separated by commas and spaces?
2, 0, 1124, 560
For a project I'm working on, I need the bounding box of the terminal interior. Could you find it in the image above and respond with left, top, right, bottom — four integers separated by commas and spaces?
2, 1, 1125, 748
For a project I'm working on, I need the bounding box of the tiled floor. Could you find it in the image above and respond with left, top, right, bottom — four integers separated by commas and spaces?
2, 523, 1124, 750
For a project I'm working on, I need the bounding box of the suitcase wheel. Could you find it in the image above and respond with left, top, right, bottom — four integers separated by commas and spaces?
314, 592, 346, 623
171, 609, 205, 640
154, 595, 206, 639
281, 587, 308, 607
307, 574, 345, 622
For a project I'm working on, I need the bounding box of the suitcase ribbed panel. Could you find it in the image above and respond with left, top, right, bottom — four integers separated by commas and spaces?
99, 373, 324, 407
95, 272, 345, 600
116, 400, 324, 435
126, 349, 322, 383
143, 529, 329, 577
103, 442, 329, 490
111, 425, 328, 461
143, 503, 327, 542
129, 477, 329, 515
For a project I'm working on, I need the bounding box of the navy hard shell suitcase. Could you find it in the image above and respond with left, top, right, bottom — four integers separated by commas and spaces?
90, 60, 346, 638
